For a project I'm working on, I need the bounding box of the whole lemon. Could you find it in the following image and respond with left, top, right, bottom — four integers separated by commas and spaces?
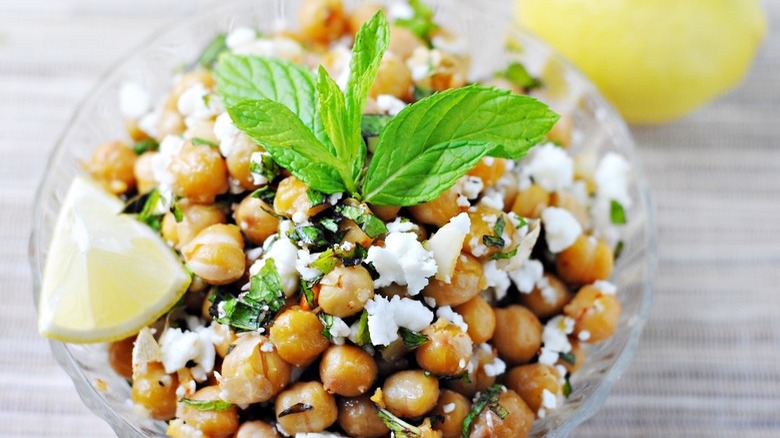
516, 0, 766, 124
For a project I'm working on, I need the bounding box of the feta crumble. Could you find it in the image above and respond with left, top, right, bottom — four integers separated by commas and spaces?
482, 260, 511, 301
524, 142, 574, 191
119, 82, 151, 119
252, 236, 299, 297
364, 295, 434, 346
483, 355, 507, 377
376, 94, 408, 116
365, 232, 437, 295
541, 207, 582, 253
158, 325, 219, 381
436, 306, 468, 333
426, 212, 470, 283
443, 402, 456, 414
460, 176, 484, 199
592, 280, 617, 295
508, 259, 544, 294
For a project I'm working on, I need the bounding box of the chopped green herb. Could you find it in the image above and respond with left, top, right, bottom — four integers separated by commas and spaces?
361, 114, 393, 138
249, 151, 281, 183
191, 137, 219, 148
399, 327, 429, 350
210, 259, 285, 331
610, 199, 627, 224
300, 279, 315, 308
311, 249, 340, 277
413, 85, 435, 101
318, 217, 340, 233
197, 33, 228, 67
461, 384, 509, 438
394, 0, 438, 43
376, 407, 424, 437
306, 188, 327, 206
496, 61, 542, 91
320, 314, 335, 340
336, 205, 388, 238
132, 139, 159, 155
490, 247, 518, 260
136, 190, 162, 231
172, 201, 184, 223
355, 310, 371, 346
277, 403, 314, 418
250, 186, 276, 204
563, 376, 572, 397
180, 398, 234, 411
559, 351, 576, 365
614, 240, 625, 260
288, 225, 328, 247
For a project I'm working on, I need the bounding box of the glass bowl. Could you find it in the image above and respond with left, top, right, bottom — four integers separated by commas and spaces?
30, 0, 656, 436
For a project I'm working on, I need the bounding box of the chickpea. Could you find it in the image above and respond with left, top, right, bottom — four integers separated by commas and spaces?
338, 395, 390, 438
348, 3, 383, 35
409, 184, 461, 227
505, 364, 563, 415
550, 190, 590, 229
444, 345, 497, 398
275, 381, 338, 434
156, 109, 186, 139
176, 386, 239, 438
84, 140, 137, 194
164, 69, 215, 111
382, 370, 440, 418
320, 344, 377, 396
211, 323, 236, 358
182, 224, 245, 285
236, 420, 280, 438
162, 202, 227, 249
416, 319, 473, 376
431, 390, 470, 438
234, 194, 279, 246
130, 362, 178, 420
564, 285, 621, 343
454, 295, 495, 344
273, 175, 328, 219
422, 253, 485, 307
555, 235, 614, 285
318, 265, 374, 318
339, 218, 374, 248
369, 54, 413, 101
125, 118, 150, 142
226, 141, 262, 191
389, 25, 426, 60
369, 203, 401, 222
133, 151, 157, 194
511, 184, 550, 219
467, 158, 508, 190
493, 305, 542, 365
169, 141, 229, 204
559, 339, 585, 374
546, 114, 573, 147
185, 120, 219, 146
468, 390, 534, 438
463, 206, 514, 259
519, 273, 571, 319
269, 307, 330, 366
108, 336, 135, 380
219, 334, 291, 405
298, 0, 347, 44
417, 49, 468, 92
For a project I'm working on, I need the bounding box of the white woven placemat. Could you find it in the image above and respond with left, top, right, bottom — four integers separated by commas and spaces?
1, 1, 778, 436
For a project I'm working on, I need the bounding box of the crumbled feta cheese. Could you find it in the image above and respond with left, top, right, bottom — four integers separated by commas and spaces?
482, 260, 511, 301
592, 280, 617, 295
295, 249, 321, 283
158, 325, 219, 381
460, 176, 484, 199
426, 212, 471, 283
424, 296, 437, 308
538, 348, 559, 366
595, 152, 632, 207
508, 259, 544, 294
247, 151, 272, 186
539, 316, 574, 365
541, 389, 559, 410
524, 142, 574, 191
328, 317, 352, 345
479, 188, 505, 211
536, 275, 558, 305
233, 36, 304, 64
254, 236, 299, 297
388, 2, 414, 20
365, 296, 434, 346
151, 135, 184, 188
328, 193, 343, 205
436, 306, 468, 333
177, 83, 220, 127
376, 94, 407, 116
468, 235, 489, 258
443, 403, 456, 414
259, 341, 275, 352
137, 108, 160, 138
578, 330, 591, 342
483, 356, 507, 377
406, 47, 441, 82
366, 232, 437, 295
119, 82, 151, 119
386, 217, 417, 233
456, 194, 470, 207
225, 27, 257, 50
541, 207, 582, 253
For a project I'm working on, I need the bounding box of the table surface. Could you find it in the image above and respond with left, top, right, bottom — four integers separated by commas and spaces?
2, 1, 779, 437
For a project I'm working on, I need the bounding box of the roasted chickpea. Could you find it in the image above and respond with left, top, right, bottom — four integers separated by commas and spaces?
463, 206, 514, 259
130, 362, 178, 420
389, 25, 426, 60
467, 157, 508, 190
493, 305, 543, 365
519, 273, 571, 319
505, 363, 563, 415
369, 54, 413, 101
320, 344, 377, 396
555, 235, 614, 285
454, 295, 495, 344
369, 203, 401, 222
409, 184, 462, 227
298, 0, 347, 44
269, 307, 330, 366
125, 118, 150, 142
431, 390, 470, 438
219, 334, 291, 405
182, 224, 245, 285
444, 344, 498, 398
340, 218, 374, 248
511, 184, 550, 219
84, 140, 137, 194
550, 190, 590, 229
133, 151, 157, 194
226, 141, 263, 191
273, 175, 328, 219
318, 265, 374, 318
382, 370, 440, 418
177, 386, 239, 438
423, 253, 485, 307
108, 336, 135, 380
211, 323, 236, 358
275, 381, 338, 434
162, 202, 227, 249
416, 319, 473, 376
337, 394, 390, 438
169, 141, 229, 204
236, 420, 280, 438
234, 195, 279, 246
564, 285, 621, 343
468, 390, 534, 438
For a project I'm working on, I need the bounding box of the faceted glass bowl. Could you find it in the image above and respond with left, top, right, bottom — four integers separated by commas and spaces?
30, 0, 656, 436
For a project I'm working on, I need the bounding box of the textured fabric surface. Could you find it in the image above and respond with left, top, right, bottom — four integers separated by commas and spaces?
1, 1, 778, 437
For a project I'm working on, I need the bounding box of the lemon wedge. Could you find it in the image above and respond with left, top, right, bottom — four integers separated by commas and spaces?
38, 176, 191, 343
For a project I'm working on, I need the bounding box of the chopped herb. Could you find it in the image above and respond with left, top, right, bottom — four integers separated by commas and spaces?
490, 247, 518, 260
249, 151, 281, 182
318, 217, 340, 233
614, 240, 625, 260
399, 327, 428, 350
514, 216, 529, 229
311, 249, 340, 277
363, 261, 380, 281
377, 407, 424, 437
132, 139, 159, 155
300, 279, 315, 308
461, 384, 509, 438
563, 376, 572, 397
278, 403, 314, 418
361, 114, 393, 138
288, 225, 328, 247
180, 398, 234, 411
355, 310, 371, 346
559, 351, 576, 365
191, 137, 219, 148
250, 186, 276, 204
306, 188, 327, 206
336, 204, 388, 238
496, 61, 542, 91
210, 259, 285, 331
483, 215, 507, 248
610, 199, 627, 224
394, 0, 437, 43
197, 33, 228, 67
136, 190, 162, 231
320, 314, 335, 340
172, 201, 184, 223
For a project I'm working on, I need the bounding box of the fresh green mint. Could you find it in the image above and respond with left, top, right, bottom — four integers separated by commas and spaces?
211, 259, 285, 331
399, 327, 428, 350
180, 398, 234, 411
132, 139, 159, 155
395, 0, 437, 43
610, 199, 627, 224
497, 61, 542, 91
462, 384, 509, 438
197, 34, 228, 67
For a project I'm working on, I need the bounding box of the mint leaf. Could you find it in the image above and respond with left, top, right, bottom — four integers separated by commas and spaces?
132, 139, 159, 155
191, 137, 219, 148
361, 114, 392, 137
319, 314, 335, 340
362, 86, 558, 206
336, 204, 388, 238
210, 258, 285, 331
278, 402, 314, 418
197, 34, 228, 67
610, 199, 627, 224
355, 310, 371, 346
462, 384, 509, 438
181, 398, 234, 411
316, 67, 359, 193
399, 327, 428, 350
496, 61, 542, 91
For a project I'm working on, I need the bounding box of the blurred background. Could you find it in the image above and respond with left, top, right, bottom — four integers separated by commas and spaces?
0, 0, 778, 436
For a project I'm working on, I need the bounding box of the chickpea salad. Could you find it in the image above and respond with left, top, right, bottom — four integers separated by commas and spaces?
72, 1, 633, 437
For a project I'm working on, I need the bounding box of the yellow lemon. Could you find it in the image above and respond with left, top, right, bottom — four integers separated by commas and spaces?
516, 0, 766, 123
38, 176, 191, 343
